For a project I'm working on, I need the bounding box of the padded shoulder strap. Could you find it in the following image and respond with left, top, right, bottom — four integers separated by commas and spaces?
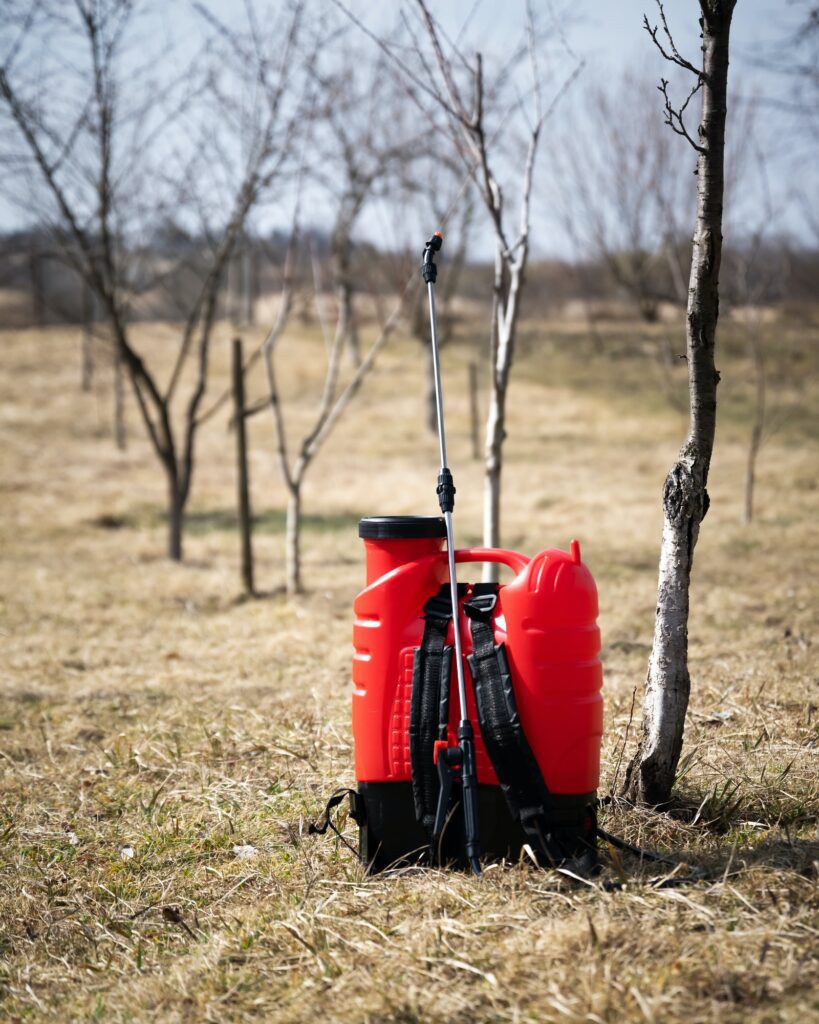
409, 586, 455, 835
465, 584, 556, 858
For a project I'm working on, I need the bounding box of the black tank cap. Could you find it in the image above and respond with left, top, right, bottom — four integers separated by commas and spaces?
358, 516, 447, 539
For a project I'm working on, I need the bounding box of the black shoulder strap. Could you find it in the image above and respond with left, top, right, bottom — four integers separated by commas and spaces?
409, 586, 456, 835
465, 584, 556, 859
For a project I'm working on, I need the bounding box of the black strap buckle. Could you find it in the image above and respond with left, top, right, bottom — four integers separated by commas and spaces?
423, 583, 468, 622
424, 594, 454, 622
463, 587, 498, 621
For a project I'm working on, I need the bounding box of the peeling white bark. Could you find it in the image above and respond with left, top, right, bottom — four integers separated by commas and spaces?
483, 238, 526, 580
627, 0, 736, 805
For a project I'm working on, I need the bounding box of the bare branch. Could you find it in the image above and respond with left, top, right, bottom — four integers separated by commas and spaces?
414, 1, 469, 119
643, 2, 703, 78
294, 309, 348, 479
525, 0, 543, 126
1, 0, 40, 72
262, 222, 301, 494
329, 0, 462, 121
658, 77, 706, 153
300, 301, 404, 468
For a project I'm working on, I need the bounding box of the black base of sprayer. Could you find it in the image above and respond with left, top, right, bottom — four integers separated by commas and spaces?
357, 782, 597, 874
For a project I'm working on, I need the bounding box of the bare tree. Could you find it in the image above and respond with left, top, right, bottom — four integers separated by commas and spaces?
0, 1, 305, 560
410, 2, 581, 566
335, 1, 579, 557
260, 235, 405, 594
624, 0, 738, 806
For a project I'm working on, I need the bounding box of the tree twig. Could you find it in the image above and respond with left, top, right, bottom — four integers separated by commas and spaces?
658, 77, 705, 153
643, 2, 703, 78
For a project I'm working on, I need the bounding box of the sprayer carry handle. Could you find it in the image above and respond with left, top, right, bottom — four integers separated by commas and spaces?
455, 547, 530, 577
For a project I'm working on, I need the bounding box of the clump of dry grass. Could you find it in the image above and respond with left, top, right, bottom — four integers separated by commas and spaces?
0, 313, 817, 1022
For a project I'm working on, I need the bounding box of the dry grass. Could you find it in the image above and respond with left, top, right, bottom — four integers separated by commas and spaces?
0, 309, 817, 1023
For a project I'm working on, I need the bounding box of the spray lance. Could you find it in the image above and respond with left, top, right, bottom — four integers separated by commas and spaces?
422, 231, 481, 876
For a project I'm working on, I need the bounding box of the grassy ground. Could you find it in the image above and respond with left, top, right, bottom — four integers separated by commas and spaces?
0, 309, 817, 1023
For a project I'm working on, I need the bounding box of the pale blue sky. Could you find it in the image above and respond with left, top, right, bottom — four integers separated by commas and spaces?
1, 0, 814, 258
335, 0, 815, 255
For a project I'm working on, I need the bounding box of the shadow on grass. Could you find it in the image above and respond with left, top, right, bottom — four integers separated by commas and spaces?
668, 835, 819, 880
602, 784, 818, 881
720, 835, 819, 875
597, 835, 818, 893
599, 793, 818, 880
662, 785, 818, 838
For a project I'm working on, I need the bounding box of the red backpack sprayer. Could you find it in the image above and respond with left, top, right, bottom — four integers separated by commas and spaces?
312, 233, 612, 874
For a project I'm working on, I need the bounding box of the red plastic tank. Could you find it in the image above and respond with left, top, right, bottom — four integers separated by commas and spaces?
352, 515, 603, 868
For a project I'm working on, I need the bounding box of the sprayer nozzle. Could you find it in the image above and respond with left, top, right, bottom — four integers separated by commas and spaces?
422, 231, 443, 281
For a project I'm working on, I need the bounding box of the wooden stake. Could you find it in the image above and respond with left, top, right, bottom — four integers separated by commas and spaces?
232, 337, 255, 596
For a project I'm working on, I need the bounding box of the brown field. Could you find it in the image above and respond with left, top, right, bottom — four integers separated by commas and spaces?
1, 309, 817, 1023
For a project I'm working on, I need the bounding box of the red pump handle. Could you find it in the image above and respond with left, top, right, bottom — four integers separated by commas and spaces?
454, 547, 530, 576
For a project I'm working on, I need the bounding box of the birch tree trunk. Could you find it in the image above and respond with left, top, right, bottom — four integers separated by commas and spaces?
483, 253, 526, 578
483, 257, 505, 573
625, 0, 736, 806
483, 393, 503, 552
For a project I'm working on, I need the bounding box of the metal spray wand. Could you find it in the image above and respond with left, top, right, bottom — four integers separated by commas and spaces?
422, 231, 481, 875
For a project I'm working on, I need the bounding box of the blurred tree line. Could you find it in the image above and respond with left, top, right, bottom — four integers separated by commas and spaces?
3, 225, 818, 329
